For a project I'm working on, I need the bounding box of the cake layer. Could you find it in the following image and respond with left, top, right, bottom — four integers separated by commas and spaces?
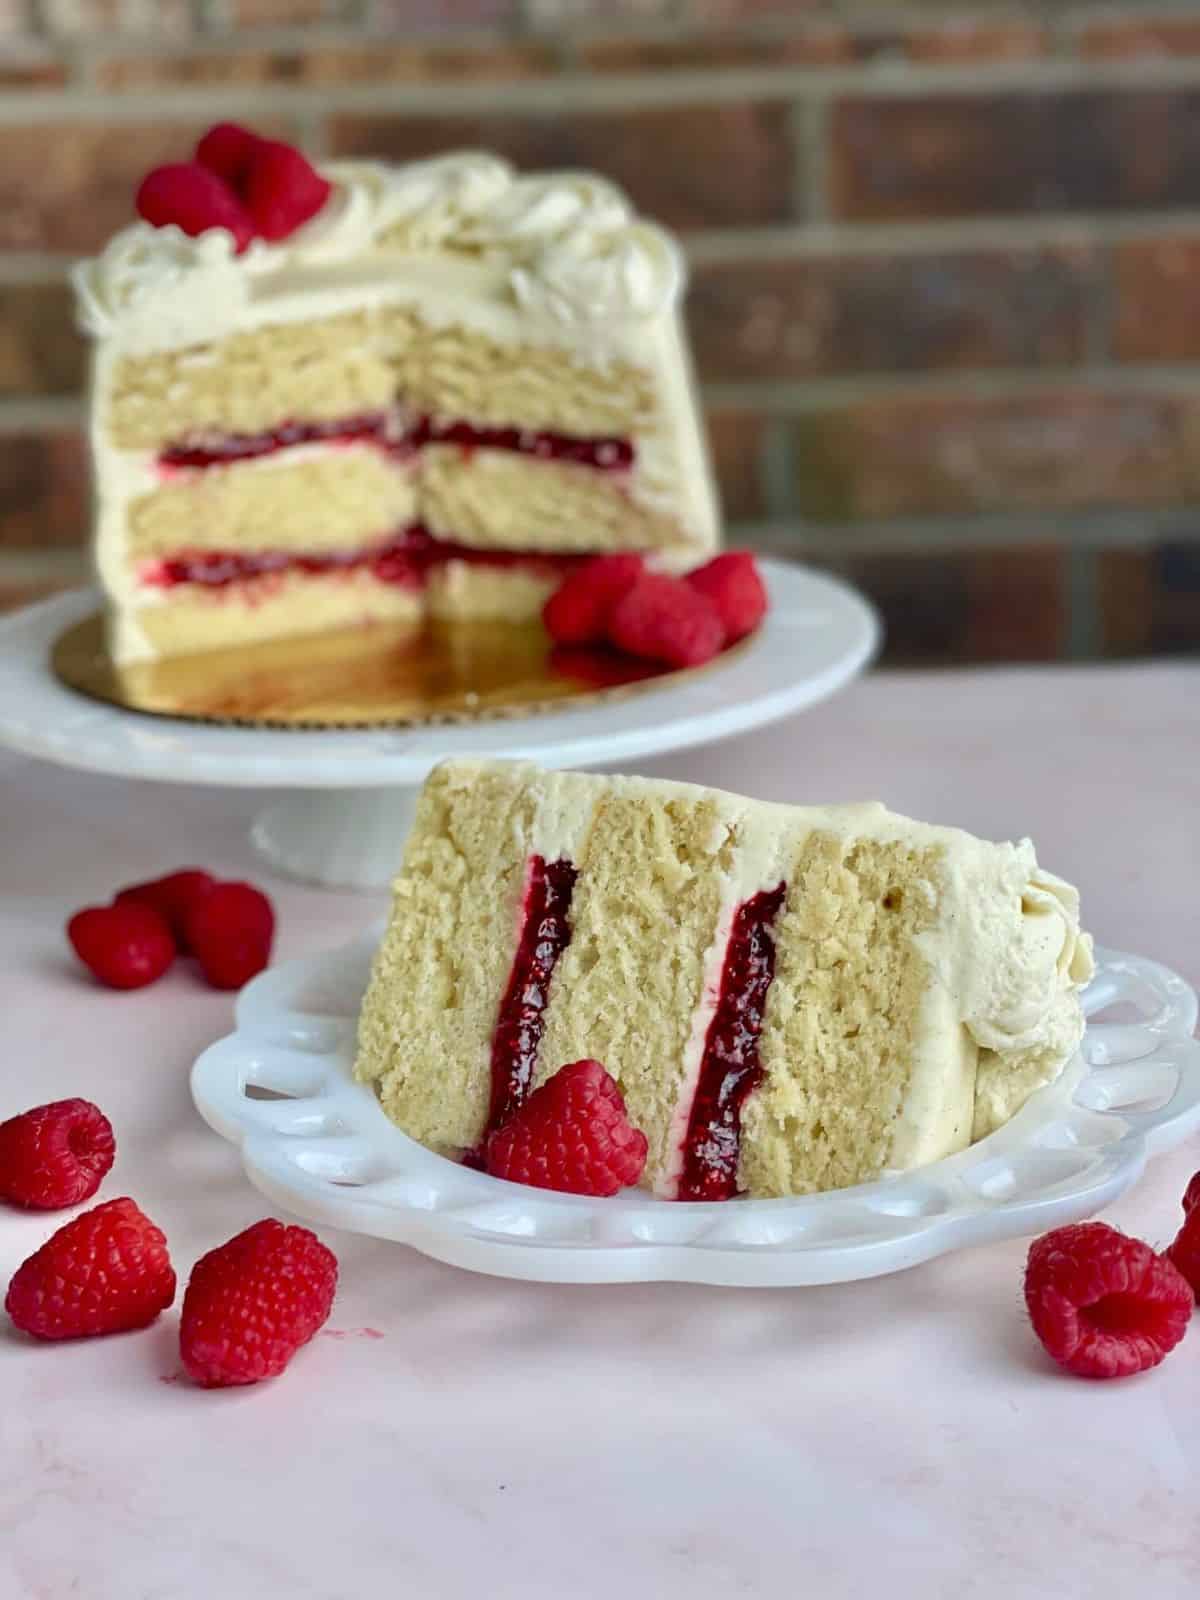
127, 449, 418, 562
419, 447, 682, 553
354, 762, 1094, 1199
115, 559, 571, 661
104, 306, 656, 452
123, 565, 423, 659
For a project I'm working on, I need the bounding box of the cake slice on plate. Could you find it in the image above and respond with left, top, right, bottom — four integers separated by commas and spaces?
354, 761, 1094, 1200
72, 127, 719, 664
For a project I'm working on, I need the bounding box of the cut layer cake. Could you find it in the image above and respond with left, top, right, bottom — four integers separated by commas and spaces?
355, 762, 1094, 1201
72, 128, 719, 663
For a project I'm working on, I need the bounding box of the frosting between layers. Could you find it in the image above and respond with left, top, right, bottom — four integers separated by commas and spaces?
72, 153, 684, 348
504, 765, 1093, 1181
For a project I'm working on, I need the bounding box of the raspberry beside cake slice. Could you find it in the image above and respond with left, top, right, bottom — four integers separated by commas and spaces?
354, 761, 1094, 1200
73, 132, 719, 664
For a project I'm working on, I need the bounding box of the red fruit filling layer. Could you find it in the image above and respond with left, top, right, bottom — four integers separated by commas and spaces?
142, 524, 592, 591
159, 412, 635, 474
677, 883, 787, 1202
475, 856, 579, 1156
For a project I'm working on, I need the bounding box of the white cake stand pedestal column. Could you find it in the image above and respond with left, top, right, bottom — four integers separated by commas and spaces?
250, 788, 423, 889
0, 562, 878, 891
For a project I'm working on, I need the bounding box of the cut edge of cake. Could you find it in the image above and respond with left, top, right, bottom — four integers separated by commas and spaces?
354, 760, 1094, 1201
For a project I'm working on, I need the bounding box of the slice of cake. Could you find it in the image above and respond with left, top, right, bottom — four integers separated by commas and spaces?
71, 126, 719, 665
355, 761, 1094, 1200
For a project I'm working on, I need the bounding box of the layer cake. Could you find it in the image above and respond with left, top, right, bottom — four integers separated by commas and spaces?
355, 761, 1094, 1200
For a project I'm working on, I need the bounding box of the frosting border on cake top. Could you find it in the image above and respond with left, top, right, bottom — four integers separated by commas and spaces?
72, 152, 686, 354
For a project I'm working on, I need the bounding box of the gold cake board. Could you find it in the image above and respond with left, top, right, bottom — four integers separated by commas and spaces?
50, 612, 713, 730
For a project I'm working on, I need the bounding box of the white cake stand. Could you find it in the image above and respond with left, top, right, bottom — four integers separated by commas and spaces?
0, 560, 878, 890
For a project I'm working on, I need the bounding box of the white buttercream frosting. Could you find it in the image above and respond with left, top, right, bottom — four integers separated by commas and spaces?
71, 152, 685, 345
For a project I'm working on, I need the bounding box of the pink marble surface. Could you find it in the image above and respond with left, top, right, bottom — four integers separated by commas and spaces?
2, 662, 1198, 1599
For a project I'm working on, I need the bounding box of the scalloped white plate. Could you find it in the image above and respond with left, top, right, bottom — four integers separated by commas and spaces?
191, 939, 1200, 1285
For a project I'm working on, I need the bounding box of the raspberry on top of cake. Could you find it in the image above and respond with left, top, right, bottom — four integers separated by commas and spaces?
354, 761, 1095, 1201
72, 125, 719, 665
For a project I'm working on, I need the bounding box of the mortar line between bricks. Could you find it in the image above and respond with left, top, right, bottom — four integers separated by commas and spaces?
733, 508, 1200, 557
700, 366, 1200, 411
13, 52, 1200, 120
793, 96, 828, 226
683, 211, 1200, 264
1066, 544, 1102, 660
0, 549, 89, 582
0, 397, 83, 431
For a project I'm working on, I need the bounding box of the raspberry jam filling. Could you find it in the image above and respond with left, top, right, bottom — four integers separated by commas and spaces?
159, 412, 635, 474
475, 856, 579, 1156
677, 883, 787, 1202
143, 524, 590, 590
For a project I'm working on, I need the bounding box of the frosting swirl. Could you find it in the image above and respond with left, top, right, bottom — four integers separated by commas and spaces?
72, 152, 685, 341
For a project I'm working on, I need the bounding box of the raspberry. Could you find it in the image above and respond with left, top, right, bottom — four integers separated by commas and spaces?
136, 162, 255, 252
67, 901, 176, 990
180, 1218, 338, 1388
244, 140, 332, 242
5, 1197, 175, 1341
116, 868, 215, 951
0, 1098, 115, 1211
185, 880, 275, 991
542, 554, 645, 647
1024, 1221, 1193, 1379
686, 552, 768, 645
1167, 1207, 1200, 1298
195, 122, 262, 188
486, 1059, 649, 1197
1183, 1171, 1200, 1216
608, 574, 725, 670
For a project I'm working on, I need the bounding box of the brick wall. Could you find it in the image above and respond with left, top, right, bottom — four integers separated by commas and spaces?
2, 0, 1199, 663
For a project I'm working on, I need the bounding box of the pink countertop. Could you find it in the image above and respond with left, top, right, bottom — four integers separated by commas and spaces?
2, 662, 1198, 1599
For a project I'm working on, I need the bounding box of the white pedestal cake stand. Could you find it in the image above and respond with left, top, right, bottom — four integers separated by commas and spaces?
0, 560, 878, 890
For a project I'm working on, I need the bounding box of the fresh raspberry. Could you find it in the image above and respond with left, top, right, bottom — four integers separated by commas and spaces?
5, 1197, 175, 1341
1167, 1207, 1200, 1298
1183, 1171, 1200, 1216
1024, 1221, 1193, 1379
686, 551, 768, 645
244, 140, 332, 242
195, 122, 262, 188
542, 554, 645, 647
67, 901, 176, 990
608, 574, 725, 670
116, 868, 215, 951
180, 1218, 338, 1388
0, 1098, 115, 1211
185, 880, 275, 991
486, 1059, 649, 1197
136, 162, 255, 252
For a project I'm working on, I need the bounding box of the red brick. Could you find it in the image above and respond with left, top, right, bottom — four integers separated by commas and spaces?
0, 121, 292, 253
804, 544, 1066, 665
1080, 20, 1200, 60
791, 391, 1200, 522
96, 40, 554, 89
1114, 238, 1200, 362
905, 21, 1046, 63
831, 91, 1200, 222
524, 0, 672, 24
579, 27, 849, 72
227, 0, 351, 20
41, 0, 191, 32
688, 248, 1093, 382
0, 282, 86, 397
0, 432, 88, 550
1098, 544, 1200, 656
330, 104, 795, 231
705, 410, 768, 521
370, 0, 517, 30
